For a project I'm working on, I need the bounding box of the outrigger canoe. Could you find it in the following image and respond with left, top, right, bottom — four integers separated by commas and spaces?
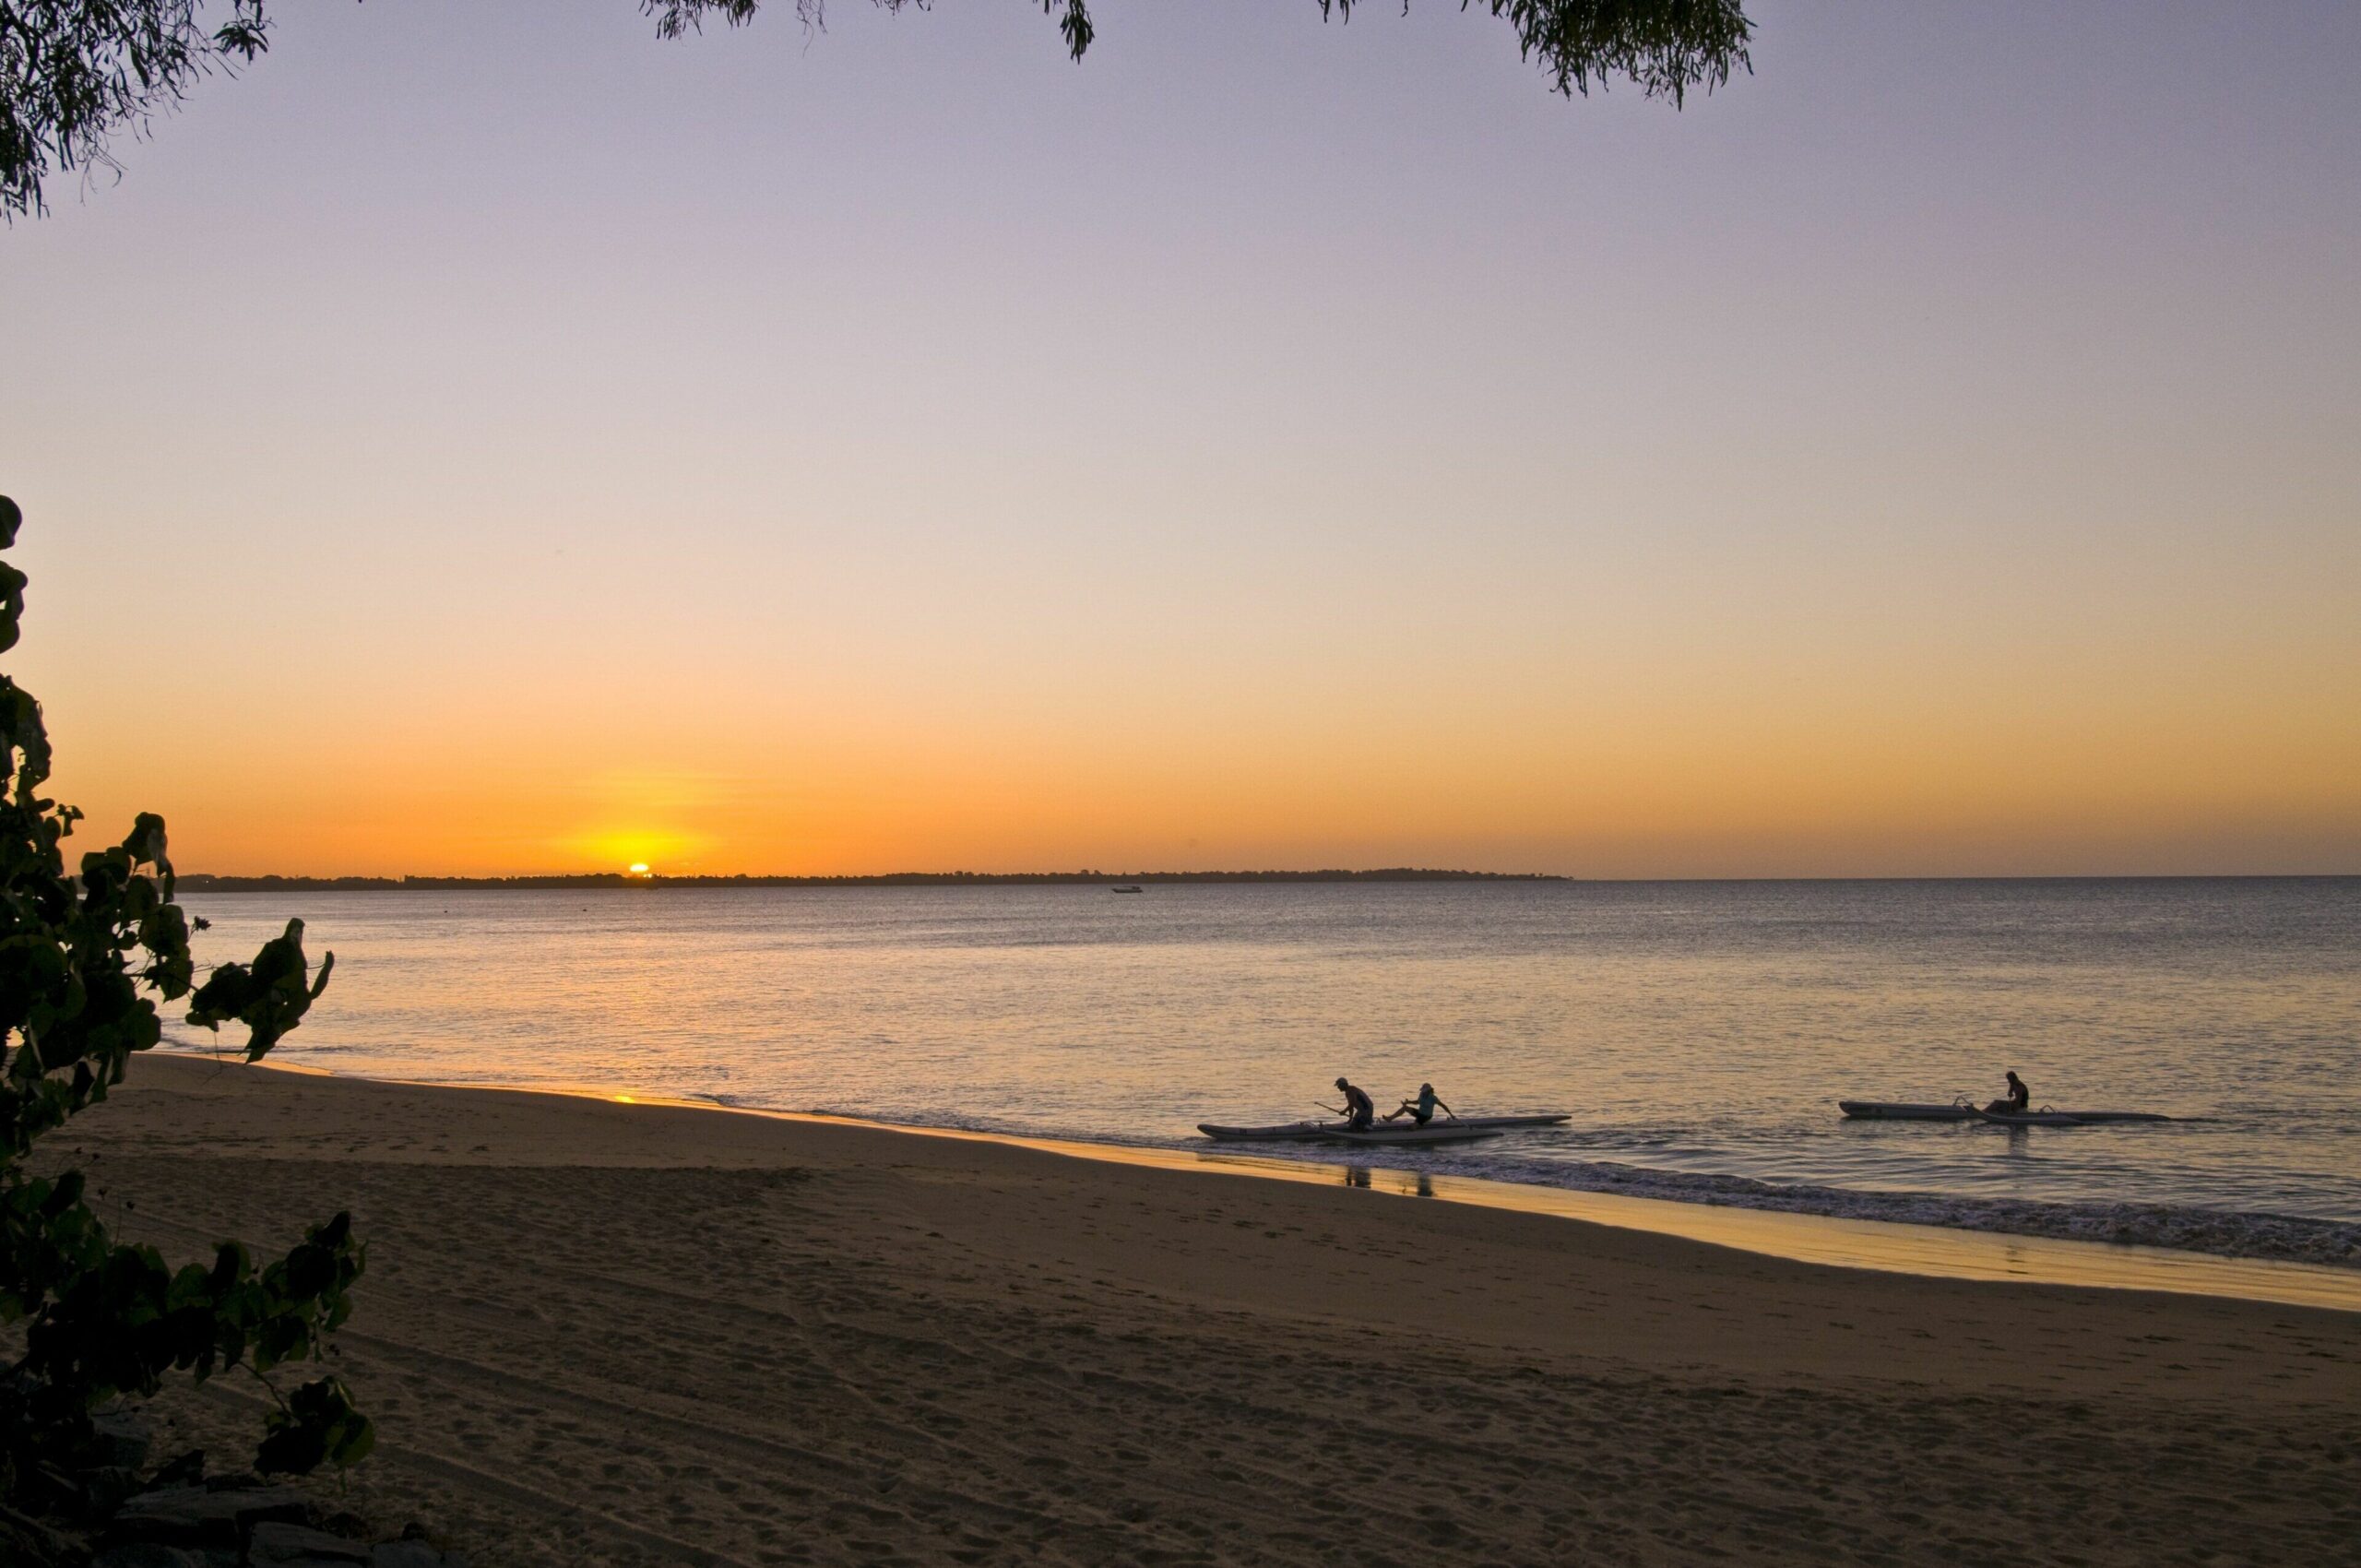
1195, 1113, 1570, 1143
1838, 1101, 1981, 1121
1969, 1106, 2176, 1127
1839, 1100, 2171, 1125
1324, 1123, 1504, 1146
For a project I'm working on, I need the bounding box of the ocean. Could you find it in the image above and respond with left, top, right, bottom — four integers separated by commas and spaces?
170, 878, 2361, 1268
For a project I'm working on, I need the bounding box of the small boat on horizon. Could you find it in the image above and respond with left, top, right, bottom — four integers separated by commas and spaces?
1109, 885, 1144, 894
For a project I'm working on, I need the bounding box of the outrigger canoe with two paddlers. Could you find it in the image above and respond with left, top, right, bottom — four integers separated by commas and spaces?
1202, 1078, 1568, 1145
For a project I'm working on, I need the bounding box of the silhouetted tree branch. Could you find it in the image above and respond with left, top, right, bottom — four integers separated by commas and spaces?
3, 0, 1750, 218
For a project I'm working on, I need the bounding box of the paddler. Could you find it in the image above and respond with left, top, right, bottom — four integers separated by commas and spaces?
1334, 1076, 1376, 1132
1385, 1082, 1456, 1126
1982, 1071, 2031, 1115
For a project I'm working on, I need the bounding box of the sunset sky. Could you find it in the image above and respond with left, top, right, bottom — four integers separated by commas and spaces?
3, 0, 2356, 877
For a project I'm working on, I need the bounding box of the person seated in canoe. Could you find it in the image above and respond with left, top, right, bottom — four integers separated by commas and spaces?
1384, 1082, 1456, 1126
1982, 1071, 2031, 1115
1334, 1077, 1376, 1132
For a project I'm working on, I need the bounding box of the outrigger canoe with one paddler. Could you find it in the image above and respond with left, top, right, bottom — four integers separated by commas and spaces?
1196, 1113, 1571, 1143
1838, 1100, 2172, 1124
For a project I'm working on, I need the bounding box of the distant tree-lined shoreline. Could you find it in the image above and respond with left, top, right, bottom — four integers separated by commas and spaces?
179, 869, 1563, 891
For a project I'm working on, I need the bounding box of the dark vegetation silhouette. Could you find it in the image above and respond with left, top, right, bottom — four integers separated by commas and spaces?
0, 495, 366, 1562
0, 0, 1752, 217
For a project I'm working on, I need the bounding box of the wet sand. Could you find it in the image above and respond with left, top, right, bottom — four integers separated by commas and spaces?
57, 1054, 2361, 1567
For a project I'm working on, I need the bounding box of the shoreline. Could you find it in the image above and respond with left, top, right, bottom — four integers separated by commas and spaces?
751, 1103, 2361, 1277
65, 1053, 2361, 1568
769, 1119, 2361, 1313
158, 1049, 2361, 1312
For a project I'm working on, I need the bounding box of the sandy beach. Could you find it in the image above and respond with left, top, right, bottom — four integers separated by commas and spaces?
53, 1054, 2361, 1568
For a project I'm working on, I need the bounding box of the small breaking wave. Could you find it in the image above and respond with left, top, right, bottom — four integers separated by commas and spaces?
675, 1095, 2361, 1272
1260, 1145, 2361, 1272
705, 1094, 2361, 1273
163, 1046, 2361, 1275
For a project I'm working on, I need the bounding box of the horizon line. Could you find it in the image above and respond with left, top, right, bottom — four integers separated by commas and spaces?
171, 869, 2361, 888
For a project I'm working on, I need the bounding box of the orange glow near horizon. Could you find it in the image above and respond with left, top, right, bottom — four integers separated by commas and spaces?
26, 659, 2360, 878
17, 527, 2361, 879
50, 551, 2361, 876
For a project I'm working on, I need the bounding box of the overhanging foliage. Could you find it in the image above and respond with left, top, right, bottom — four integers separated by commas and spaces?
2, 0, 1751, 218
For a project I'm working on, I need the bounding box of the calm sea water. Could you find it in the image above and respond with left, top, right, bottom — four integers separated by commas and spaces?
170, 880, 2361, 1265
